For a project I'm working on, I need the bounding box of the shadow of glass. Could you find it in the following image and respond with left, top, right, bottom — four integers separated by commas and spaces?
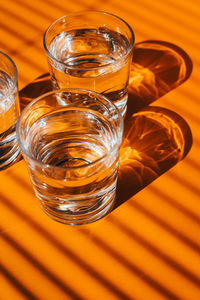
115, 106, 192, 208
18, 41, 193, 212
127, 40, 193, 117
19, 41, 193, 115
19, 73, 52, 111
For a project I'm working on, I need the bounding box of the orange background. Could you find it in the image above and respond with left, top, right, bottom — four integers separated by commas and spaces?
0, 0, 200, 299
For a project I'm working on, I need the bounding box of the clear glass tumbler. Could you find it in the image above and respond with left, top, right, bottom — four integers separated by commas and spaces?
0, 51, 21, 170
43, 11, 134, 116
16, 89, 123, 225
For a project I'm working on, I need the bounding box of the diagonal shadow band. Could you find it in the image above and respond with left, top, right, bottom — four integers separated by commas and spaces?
18, 40, 193, 212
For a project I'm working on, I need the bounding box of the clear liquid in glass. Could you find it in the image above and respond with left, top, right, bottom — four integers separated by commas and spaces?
25, 108, 119, 224
0, 70, 20, 169
48, 28, 131, 115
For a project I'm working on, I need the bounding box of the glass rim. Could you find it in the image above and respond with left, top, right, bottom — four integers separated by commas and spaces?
16, 88, 123, 170
43, 10, 135, 71
0, 51, 18, 101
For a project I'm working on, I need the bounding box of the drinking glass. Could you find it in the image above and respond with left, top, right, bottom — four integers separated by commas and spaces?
0, 51, 21, 170
16, 88, 123, 225
43, 11, 134, 116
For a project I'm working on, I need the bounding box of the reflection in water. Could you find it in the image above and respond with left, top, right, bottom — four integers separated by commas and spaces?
127, 40, 193, 115
115, 107, 192, 208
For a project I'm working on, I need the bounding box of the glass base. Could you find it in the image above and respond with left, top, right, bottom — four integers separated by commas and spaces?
0, 143, 21, 170
39, 193, 115, 225
0, 151, 21, 170
0, 125, 21, 170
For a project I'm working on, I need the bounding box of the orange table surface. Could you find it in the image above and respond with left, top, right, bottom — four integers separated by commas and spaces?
0, 0, 200, 299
